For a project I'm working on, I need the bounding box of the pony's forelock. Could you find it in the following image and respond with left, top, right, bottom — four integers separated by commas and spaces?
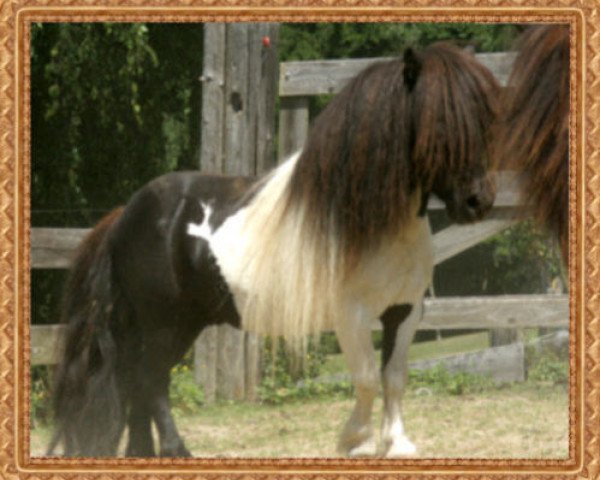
412, 43, 499, 187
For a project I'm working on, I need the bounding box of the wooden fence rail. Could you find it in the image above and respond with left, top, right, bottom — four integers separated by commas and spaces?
30, 172, 523, 269
277, 52, 516, 159
30, 294, 568, 367
279, 52, 516, 97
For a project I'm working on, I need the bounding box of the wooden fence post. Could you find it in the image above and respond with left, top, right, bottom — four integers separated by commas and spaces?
194, 22, 279, 403
278, 97, 309, 161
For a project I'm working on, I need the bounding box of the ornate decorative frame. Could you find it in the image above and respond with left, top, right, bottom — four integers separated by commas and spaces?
0, 1, 596, 479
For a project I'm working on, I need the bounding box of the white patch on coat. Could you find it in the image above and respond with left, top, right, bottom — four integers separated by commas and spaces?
380, 302, 423, 457
186, 203, 213, 240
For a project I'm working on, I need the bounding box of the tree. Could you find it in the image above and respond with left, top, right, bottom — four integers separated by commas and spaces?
31, 23, 203, 228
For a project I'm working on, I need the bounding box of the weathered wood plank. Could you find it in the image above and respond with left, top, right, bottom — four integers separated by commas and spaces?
31, 178, 524, 270
31, 227, 88, 269
31, 295, 569, 366
224, 24, 252, 176
410, 342, 526, 384
200, 23, 227, 174
194, 326, 218, 403
216, 323, 245, 401
280, 52, 517, 97
245, 23, 278, 401
417, 294, 568, 331
254, 23, 280, 173
433, 208, 517, 265
278, 96, 309, 161
30, 324, 65, 366
197, 23, 279, 402
244, 333, 262, 402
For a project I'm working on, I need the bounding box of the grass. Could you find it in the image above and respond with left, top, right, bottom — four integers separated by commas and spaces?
407, 331, 489, 361
31, 383, 568, 459
179, 383, 568, 459
31, 333, 568, 459
322, 332, 490, 376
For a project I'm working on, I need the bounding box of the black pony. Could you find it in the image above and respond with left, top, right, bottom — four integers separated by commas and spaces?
48, 42, 499, 458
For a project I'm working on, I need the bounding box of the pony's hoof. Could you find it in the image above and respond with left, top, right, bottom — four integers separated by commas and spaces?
160, 442, 192, 457
382, 436, 417, 457
126, 444, 156, 457
342, 437, 378, 457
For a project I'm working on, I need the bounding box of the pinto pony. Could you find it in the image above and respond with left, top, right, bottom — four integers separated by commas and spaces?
48, 42, 499, 458
493, 25, 570, 262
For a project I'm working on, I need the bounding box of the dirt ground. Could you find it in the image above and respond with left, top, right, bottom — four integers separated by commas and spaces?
31, 383, 568, 459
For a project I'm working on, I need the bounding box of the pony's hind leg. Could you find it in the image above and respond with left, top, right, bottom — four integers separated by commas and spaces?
126, 395, 155, 456
151, 369, 192, 457
126, 357, 157, 457
125, 346, 190, 457
335, 309, 379, 457
379, 302, 422, 457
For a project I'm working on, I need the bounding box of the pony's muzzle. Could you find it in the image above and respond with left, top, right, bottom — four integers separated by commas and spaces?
460, 175, 496, 222
448, 175, 496, 223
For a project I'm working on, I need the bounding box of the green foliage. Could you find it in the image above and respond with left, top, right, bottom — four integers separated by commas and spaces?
280, 23, 521, 121
258, 337, 352, 404
409, 365, 494, 396
434, 215, 562, 297
30, 360, 208, 425
485, 221, 563, 294
280, 23, 520, 62
30, 366, 53, 427
169, 363, 205, 416
258, 375, 354, 405
318, 332, 342, 355
31, 23, 203, 228
526, 349, 569, 385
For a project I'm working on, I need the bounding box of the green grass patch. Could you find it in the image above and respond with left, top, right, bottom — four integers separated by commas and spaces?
407, 332, 489, 361
322, 332, 490, 376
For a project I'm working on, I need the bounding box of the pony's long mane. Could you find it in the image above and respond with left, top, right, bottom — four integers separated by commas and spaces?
236, 43, 499, 348
493, 25, 570, 259
288, 43, 499, 265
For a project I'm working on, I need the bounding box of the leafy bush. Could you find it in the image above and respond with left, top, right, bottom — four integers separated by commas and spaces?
486, 221, 563, 294
526, 349, 569, 385
30, 360, 204, 425
259, 374, 354, 405
31, 366, 53, 427
408, 365, 494, 396
169, 363, 205, 416
319, 332, 341, 355
258, 337, 352, 404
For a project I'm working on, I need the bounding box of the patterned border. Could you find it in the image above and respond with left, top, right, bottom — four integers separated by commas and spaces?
0, 2, 596, 479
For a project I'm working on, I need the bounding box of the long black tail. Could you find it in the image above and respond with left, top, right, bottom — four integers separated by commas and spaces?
47, 207, 127, 456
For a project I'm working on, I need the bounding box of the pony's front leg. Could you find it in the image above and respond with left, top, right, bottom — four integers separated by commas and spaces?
379, 302, 422, 457
335, 309, 379, 457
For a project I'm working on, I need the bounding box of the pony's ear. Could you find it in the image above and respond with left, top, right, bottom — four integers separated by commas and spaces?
403, 47, 422, 92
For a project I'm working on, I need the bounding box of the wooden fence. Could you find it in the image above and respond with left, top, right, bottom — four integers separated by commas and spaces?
30, 39, 569, 401
31, 294, 568, 367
